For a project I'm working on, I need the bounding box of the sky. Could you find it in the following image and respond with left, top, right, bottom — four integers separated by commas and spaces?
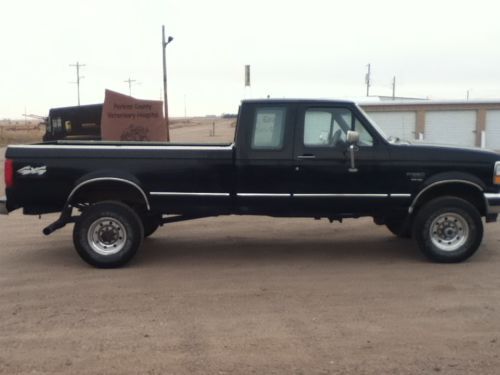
1, 0, 500, 119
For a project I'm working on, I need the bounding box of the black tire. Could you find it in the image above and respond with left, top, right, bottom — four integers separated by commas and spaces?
73, 201, 144, 268
412, 196, 483, 263
141, 213, 162, 238
385, 217, 411, 238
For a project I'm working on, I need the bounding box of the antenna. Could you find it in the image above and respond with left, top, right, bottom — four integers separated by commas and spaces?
69, 61, 85, 105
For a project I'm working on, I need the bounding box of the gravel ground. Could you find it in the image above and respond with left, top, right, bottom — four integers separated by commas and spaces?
1, 211, 500, 374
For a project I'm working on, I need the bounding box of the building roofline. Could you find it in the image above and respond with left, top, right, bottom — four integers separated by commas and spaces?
360, 99, 500, 107
241, 98, 500, 106
241, 98, 356, 105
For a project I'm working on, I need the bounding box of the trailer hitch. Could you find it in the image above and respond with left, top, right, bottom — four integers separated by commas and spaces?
42, 206, 74, 235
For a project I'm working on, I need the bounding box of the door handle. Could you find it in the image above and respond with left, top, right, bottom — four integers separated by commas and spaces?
297, 154, 316, 160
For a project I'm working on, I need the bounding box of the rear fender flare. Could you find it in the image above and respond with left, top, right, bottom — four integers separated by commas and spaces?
65, 175, 150, 211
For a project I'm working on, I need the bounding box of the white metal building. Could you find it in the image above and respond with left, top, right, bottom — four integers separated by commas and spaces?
360, 100, 500, 150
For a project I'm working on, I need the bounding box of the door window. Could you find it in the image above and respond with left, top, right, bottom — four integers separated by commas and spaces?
304, 108, 373, 147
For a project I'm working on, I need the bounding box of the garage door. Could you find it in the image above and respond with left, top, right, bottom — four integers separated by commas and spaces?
425, 111, 476, 147
486, 110, 500, 150
366, 111, 416, 140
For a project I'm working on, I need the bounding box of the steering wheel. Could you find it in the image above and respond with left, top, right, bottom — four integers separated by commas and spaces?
330, 129, 342, 146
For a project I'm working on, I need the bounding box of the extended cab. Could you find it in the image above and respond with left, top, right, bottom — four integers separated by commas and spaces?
2, 99, 500, 267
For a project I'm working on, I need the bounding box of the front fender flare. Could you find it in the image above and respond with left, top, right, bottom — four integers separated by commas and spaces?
408, 175, 485, 214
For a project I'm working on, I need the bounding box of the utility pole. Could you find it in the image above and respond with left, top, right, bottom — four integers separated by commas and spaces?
70, 62, 85, 105
162, 26, 174, 142
124, 77, 137, 96
392, 76, 396, 100
365, 63, 371, 97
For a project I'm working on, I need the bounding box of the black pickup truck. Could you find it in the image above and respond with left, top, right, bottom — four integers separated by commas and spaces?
2, 99, 500, 267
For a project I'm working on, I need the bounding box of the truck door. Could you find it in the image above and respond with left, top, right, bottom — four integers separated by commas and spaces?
235, 102, 296, 214
292, 104, 392, 216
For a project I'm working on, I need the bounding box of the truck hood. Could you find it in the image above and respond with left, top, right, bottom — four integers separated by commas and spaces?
389, 140, 500, 163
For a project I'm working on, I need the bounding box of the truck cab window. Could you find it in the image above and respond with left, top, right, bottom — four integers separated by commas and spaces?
304, 110, 346, 147
304, 108, 373, 147
51, 117, 62, 134
251, 107, 286, 150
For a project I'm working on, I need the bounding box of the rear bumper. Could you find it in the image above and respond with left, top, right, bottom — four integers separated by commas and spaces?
0, 196, 7, 215
485, 193, 500, 215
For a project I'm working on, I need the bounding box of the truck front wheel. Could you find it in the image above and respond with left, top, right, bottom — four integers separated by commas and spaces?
413, 196, 483, 263
73, 201, 144, 268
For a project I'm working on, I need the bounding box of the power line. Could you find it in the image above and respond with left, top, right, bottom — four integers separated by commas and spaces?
69, 61, 85, 105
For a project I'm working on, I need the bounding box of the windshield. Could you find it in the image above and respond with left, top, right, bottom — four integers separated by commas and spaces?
355, 104, 388, 140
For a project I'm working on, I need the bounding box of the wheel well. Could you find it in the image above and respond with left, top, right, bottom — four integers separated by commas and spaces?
69, 180, 150, 212
412, 183, 486, 216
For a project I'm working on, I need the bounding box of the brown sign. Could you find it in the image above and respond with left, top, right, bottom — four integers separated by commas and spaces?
100, 90, 166, 141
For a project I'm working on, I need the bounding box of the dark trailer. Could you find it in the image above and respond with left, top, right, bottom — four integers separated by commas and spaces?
44, 104, 102, 141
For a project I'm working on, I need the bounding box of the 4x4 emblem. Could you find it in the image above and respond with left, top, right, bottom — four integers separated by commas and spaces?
17, 166, 47, 176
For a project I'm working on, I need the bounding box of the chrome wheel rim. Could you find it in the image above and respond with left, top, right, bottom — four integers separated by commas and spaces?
88, 217, 127, 256
430, 212, 469, 252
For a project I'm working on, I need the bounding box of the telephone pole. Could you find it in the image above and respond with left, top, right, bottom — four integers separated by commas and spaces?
162, 25, 174, 142
70, 62, 85, 105
392, 76, 396, 100
124, 77, 137, 96
365, 63, 371, 97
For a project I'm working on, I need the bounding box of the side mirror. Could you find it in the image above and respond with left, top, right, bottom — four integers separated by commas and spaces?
347, 130, 359, 144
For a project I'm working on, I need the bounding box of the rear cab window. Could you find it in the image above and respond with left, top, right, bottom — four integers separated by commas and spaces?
251, 107, 286, 150
235, 102, 295, 161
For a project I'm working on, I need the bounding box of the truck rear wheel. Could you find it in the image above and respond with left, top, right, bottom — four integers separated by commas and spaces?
413, 196, 483, 263
73, 201, 144, 268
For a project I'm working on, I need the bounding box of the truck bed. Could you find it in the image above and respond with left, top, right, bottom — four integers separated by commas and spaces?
5, 141, 235, 214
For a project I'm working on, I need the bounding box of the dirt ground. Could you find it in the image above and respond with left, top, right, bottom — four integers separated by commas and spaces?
2, 132, 500, 374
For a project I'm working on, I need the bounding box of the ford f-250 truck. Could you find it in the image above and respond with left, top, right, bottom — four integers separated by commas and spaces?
2, 99, 500, 267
